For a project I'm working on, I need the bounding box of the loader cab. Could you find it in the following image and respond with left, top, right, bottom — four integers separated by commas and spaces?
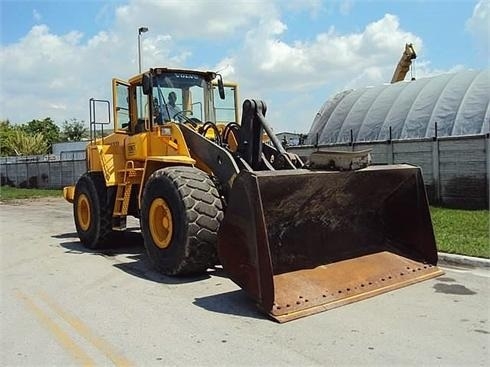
112, 68, 238, 135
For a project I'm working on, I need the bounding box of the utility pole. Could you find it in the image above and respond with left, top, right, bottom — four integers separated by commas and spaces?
138, 27, 149, 73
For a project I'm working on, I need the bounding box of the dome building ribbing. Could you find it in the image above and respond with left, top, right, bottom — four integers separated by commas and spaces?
307, 70, 489, 145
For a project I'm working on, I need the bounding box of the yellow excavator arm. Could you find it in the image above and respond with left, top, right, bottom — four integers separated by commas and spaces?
391, 43, 417, 83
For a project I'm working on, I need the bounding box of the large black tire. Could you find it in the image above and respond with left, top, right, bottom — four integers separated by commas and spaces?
73, 172, 115, 249
141, 166, 224, 276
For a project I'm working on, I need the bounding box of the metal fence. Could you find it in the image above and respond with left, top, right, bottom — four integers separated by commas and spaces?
288, 133, 490, 209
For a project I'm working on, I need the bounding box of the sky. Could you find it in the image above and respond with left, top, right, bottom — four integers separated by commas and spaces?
0, 0, 488, 134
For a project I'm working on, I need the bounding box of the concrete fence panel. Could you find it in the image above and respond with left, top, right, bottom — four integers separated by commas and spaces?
438, 136, 487, 208
0, 153, 87, 190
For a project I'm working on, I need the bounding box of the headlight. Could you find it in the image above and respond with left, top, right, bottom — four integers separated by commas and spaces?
160, 127, 172, 136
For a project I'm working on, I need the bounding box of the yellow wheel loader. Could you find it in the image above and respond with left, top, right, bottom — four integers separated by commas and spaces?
64, 67, 443, 322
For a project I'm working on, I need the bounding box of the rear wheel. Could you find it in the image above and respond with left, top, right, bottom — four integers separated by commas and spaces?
141, 166, 223, 276
73, 172, 115, 249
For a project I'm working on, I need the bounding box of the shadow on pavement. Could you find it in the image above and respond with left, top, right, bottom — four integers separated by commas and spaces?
55, 230, 227, 285
52, 232, 79, 239
112, 254, 222, 285
193, 289, 267, 321
56, 230, 144, 256
53, 229, 264, 319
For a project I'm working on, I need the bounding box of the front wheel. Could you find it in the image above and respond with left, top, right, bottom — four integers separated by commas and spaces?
141, 166, 224, 276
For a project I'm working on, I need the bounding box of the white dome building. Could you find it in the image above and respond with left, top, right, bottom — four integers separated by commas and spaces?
307, 70, 489, 145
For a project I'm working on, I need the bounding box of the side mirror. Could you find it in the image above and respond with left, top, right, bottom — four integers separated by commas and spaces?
217, 74, 225, 100
142, 73, 152, 95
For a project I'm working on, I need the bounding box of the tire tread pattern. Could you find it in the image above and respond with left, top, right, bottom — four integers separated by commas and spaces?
144, 166, 223, 275
74, 172, 115, 249
91, 173, 115, 246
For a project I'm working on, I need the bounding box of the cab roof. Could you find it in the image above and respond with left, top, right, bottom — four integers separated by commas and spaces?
128, 67, 217, 84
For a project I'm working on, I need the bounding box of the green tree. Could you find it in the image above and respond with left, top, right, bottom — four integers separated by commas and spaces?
22, 117, 61, 152
0, 120, 17, 156
61, 118, 88, 141
3, 129, 49, 155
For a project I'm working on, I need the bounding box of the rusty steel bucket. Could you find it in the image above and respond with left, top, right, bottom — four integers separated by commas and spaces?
217, 164, 443, 322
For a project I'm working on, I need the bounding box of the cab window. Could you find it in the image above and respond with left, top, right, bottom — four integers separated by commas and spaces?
114, 82, 129, 130
214, 85, 236, 123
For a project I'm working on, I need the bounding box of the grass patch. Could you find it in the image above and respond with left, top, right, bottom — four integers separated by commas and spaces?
0, 186, 62, 201
430, 206, 489, 258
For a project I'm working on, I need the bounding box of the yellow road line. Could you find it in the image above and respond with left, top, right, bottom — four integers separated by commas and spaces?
14, 289, 95, 367
38, 292, 134, 367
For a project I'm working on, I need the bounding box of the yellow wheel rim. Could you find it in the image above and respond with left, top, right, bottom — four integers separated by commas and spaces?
76, 193, 91, 231
149, 198, 173, 249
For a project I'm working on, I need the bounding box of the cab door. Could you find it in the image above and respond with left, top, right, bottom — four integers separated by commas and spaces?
112, 78, 130, 131
213, 82, 239, 124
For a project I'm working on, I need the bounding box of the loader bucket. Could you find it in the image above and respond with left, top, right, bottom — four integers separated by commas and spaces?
217, 164, 443, 322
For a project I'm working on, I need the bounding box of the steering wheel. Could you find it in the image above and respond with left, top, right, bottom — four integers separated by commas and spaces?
173, 110, 201, 128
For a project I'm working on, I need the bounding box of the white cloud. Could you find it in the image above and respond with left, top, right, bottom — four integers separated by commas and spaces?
339, 0, 354, 15
0, 0, 270, 124
232, 14, 422, 92
49, 103, 67, 110
205, 12, 427, 131
213, 57, 235, 78
113, 0, 274, 40
0, 21, 191, 123
284, 0, 326, 18
32, 9, 42, 22
466, 0, 490, 56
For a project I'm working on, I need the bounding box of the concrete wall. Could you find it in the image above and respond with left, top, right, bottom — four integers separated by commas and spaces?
0, 155, 86, 189
288, 133, 489, 209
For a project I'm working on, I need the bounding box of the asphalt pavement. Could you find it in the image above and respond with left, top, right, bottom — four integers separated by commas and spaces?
1, 198, 488, 366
